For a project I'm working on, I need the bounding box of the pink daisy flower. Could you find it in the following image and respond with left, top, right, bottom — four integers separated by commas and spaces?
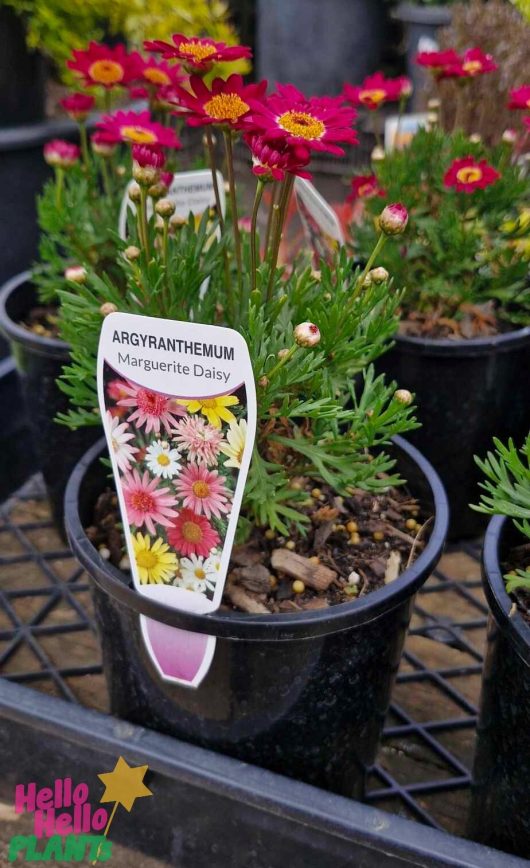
144, 34, 252, 74
175, 463, 231, 519
172, 415, 224, 466
118, 381, 185, 434
96, 110, 180, 149
106, 411, 138, 473
122, 469, 178, 534
167, 509, 220, 557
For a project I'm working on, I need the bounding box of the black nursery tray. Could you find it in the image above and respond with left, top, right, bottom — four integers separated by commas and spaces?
0, 478, 526, 867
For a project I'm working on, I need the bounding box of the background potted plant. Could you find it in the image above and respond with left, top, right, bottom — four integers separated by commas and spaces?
57, 34, 448, 799
347, 56, 530, 538
468, 434, 530, 859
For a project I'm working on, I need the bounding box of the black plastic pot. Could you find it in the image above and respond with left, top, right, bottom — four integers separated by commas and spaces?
65, 434, 448, 800
0, 7, 46, 127
0, 357, 37, 500
377, 328, 530, 540
0, 272, 100, 532
392, 3, 452, 111
468, 516, 530, 859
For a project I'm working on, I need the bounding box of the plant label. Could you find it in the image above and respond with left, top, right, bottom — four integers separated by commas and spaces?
118, 169, 226, 240
294, 177, 344, 266
385, 113, 429, 153
97, 311, 256, 688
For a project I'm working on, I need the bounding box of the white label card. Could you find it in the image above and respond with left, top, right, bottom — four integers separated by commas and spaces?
118, 169, 226, 240
97, 311, 256, 688
384, 112, 429, 153
294, 177, 344, 266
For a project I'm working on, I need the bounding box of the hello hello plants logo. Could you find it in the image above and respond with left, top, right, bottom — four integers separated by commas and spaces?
8, 757, 152, 863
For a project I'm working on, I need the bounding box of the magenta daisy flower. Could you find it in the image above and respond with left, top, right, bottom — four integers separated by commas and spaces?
172, 415, 224, 466
167, 509, 220, 557
244, 133, 312, 181
118, 381, 185, 434
144, 34, 252, 74
508, 85, 530, 111
169, 74, 267, 129
96, 110, 180, 148
247, 84, 357, 156
122, 469, 179, 534
175, 463, 231, 519
67, 42, 138, 89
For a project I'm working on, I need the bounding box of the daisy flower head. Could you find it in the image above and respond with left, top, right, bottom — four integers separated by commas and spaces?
172, 415, 224, 465
508, 85, 530, 111
144, 34, 252, 74
60, 92, 95, 122
43, 140, 80, 169
96, 110, 181, 149
177, 394, 239, 429
220, 418, 247, 469
178, 553, 219, 593
169, 74, 266, 130
415, 49, 461, 76
118, 381, 185, 434
440, 48, 498, 80
107, 378, 130, 402
106, 411, 138, 472
132, 532, 178, 584
145, 440, 182, 479
347, 173, 386, 202
444, 156, 500, 193
244, 133, 312, 182
168, 509, 220, 557
91, 132, 118, 158
248, 84, 357, 156
67, 42, 138, 89
175, 463, 231, 519
131, 55, 186, 90
122, 469, 178, 534
343, 72, 409, 111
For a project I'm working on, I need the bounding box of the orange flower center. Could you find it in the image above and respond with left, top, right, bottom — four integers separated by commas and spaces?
462, 60, 482, 75
88, 60, 124, 85
456, 166, 483, 184
358, 183, 374, 196
179, 42, 217, 61
144, 67, 171, 86
182, 521, 203, 543
278, 110, 325, 140
137, 549, 158, 569
192, 480, 210, 498
203, 93, 250, 121
130, 492, 155, 512
120, 125, 158, 144
360, 88, 386, 105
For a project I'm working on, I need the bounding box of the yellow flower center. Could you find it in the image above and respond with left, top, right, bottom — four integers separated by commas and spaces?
203, 93, 250, 121
88, 60, 124, 85
120, 125, 158, 144
278, 110, 325, 141
179, 42, 217, 62
456, 166, 483, 184
136, 549, 158, 570
358, 183, 374, 197
192, 480, 210, 498
462, 60, 482, 75
144, 67, 171, 86
194, 568, 206, 580
157, 453, 171, 466
360, 88, 386, 105
182, 521, 203, 543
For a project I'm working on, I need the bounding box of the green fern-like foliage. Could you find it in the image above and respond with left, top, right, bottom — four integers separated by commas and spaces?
475, 435, 530, 592
354, 128, 530, 323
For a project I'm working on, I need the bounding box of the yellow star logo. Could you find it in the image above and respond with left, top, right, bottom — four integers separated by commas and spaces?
98, 756, 153, 812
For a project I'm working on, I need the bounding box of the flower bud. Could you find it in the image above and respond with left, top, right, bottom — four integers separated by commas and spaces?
371, 145, 385, 163
132, 164, 160, 187
148, 182, 168, 200
277, 348, 290, 359
154, 215, 165, 233
469, 132, 482, 143
311, 269, 321, 281
170, 214, 187, 231
91, 132, 117, 158
155, 198, 176, 219
64, 265, 87, 284
44, 139, 80, 169
427, 98, 441, 111
99, 302, 118, 317
502, 128, 517, 145
394, 388, 413, 405
258, 376, 269, 388
128, 183, 142, 204
124, 245, 141, 261
116, 165, 127, 177
294, 322, 321, 348
366, 267, 389, 285
379, 203, 408, 236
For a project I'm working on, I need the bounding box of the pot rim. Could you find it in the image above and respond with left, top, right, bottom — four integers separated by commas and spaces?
392, 2, 453, 26
65, 435, 449, 641
482, 515, 530, 665
392, 326, 530, 358
0, 271, 69, 360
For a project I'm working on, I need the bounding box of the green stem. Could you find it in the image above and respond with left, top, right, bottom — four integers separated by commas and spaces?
55, 168, 64, 210
250, 179, 265, 293
351, 232, 387, 301
139, 186, 150, 256
264, 181, 280, 254
223, 129, 242, 294
79, 122, 89, 170
162, 218, 170, 311
266, 344, 297, 381
266, 174, 294, 303
100, 157, 112, 199
205, 129, 224, 232
104, 89, 112, 113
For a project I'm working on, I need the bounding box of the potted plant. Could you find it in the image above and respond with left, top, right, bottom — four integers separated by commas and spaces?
346, 55, 530, 539
468, 434, 530, 858
59, 34, 449, 799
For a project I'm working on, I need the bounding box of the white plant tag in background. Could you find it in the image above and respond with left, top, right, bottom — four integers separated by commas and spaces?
294, 177, 344, 266
97, 312, 256, 688
118, 169, 226, 240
